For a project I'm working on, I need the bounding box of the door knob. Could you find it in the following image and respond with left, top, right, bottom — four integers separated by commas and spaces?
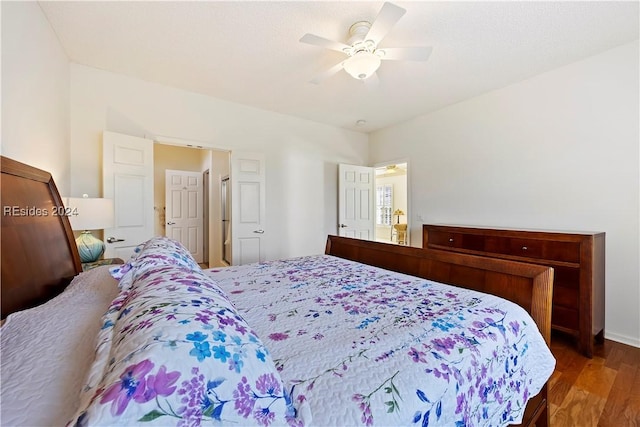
167, 221, 176, 225
106, 237, 125, 244
339, 224, 348, 228
253, 229, 265, 234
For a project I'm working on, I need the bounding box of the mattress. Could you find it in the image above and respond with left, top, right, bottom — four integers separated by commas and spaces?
0, 266, 119, 426
206, 254, 556, 426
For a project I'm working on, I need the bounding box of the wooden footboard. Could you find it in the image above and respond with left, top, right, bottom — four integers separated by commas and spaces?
325, 235, 553, 426
521, 385, 549, 427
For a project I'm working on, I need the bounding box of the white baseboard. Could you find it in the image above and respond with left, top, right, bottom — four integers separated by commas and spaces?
604, 331, 640, 348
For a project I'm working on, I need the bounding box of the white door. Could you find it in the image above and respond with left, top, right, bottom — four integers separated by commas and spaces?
231, 152, 265, 265
103, 131, 154, 259
338, 164, 375, 240
165, 170, 204, 263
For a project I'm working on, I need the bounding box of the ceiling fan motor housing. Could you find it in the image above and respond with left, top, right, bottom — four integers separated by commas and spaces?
345, 21, 378, 56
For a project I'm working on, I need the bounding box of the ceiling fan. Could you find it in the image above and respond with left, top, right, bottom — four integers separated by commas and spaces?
300, 2, 432, 84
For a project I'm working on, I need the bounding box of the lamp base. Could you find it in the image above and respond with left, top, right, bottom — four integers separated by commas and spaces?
76, 231, 105, 263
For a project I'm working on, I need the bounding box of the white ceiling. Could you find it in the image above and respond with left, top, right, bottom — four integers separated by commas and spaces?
39, 1, 639, 133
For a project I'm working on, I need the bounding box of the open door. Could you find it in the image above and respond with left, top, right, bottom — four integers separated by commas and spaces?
338, 164, 375, 240
103, 131, 155, 259
230, 152, 266, 265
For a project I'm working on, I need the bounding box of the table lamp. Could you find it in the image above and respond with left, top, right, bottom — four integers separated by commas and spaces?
393, 209, 405, 224
65, 194, 114, 262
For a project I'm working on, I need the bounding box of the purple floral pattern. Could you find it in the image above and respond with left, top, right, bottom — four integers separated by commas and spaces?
207, 254, 555, 426
109, 237, 201, 290
71, 237, 300, 426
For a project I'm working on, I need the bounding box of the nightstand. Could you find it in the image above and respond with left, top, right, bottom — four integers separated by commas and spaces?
82, 257, 124, 271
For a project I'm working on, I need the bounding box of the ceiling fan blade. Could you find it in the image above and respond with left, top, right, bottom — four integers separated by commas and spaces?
365, 2, 406, 45
309, 61, 345, 84
379, 46, 433, 61
300, 33, 351, 53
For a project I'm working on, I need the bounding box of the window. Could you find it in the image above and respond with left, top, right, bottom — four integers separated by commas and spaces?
376, 184, 393, 226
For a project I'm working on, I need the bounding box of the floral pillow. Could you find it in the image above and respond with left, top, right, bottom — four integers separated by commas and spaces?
71, 265, 301, 426
109, 236, 201, 290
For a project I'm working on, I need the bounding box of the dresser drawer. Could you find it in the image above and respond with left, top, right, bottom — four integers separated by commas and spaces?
427, 230, 484, 251
484, 236, 580, 263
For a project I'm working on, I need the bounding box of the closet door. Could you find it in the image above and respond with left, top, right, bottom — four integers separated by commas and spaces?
230, 152, 265, 265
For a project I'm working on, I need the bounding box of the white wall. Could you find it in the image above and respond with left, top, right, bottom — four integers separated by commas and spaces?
70, 64, 369, 261
1, 2, 71, 194
370, 41, 640, 347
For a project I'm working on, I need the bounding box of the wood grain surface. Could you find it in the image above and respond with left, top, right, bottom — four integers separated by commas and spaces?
550, 332, 640, 426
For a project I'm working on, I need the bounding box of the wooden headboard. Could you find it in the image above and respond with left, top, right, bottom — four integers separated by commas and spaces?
326, 235, 553, 345
1, 156, 82, 319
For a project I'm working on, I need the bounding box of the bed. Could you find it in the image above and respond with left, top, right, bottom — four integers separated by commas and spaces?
0, 156, 555, 427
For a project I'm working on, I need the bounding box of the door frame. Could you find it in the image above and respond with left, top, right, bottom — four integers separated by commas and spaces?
373, 158, 411, 246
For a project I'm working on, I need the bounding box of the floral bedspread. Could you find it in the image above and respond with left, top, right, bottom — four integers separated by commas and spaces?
69, 237, 299, 426
206, 254, 556, 427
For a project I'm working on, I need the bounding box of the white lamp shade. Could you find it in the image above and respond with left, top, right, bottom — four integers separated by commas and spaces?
64, 197, 114, 231
343, 52, 381, 80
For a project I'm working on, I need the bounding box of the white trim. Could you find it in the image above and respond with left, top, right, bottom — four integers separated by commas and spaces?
604, 331, 640, 348
149, 134, 232, 152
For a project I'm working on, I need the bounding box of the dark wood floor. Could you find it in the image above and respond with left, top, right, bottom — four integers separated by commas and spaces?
548, 331, 640, 426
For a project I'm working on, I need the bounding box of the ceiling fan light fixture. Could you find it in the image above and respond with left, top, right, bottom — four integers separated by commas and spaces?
343, 51, 381, 80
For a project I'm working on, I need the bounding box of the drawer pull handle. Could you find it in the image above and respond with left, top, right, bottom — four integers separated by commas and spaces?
522, 246, 528, 250
448, 238, 454, 242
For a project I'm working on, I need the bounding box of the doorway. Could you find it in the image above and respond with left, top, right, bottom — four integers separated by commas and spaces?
102, 131, 238, 265
153, 143, 230, 267
374, 162, 408, 245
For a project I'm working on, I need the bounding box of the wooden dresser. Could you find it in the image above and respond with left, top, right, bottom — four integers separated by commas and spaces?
423, 224, 605, 357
